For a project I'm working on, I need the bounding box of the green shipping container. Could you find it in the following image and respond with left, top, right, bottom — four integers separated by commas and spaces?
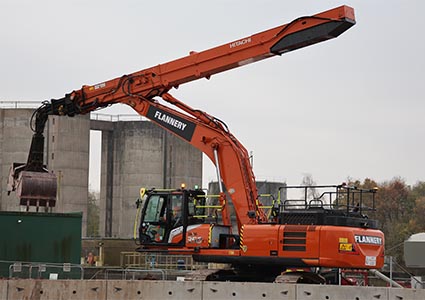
0, 211, 82, 278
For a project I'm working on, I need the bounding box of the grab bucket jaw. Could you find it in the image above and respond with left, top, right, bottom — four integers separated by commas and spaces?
7, 164, 57, 210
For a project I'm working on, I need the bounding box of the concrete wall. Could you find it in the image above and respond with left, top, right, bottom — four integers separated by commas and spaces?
48, 115, 90, 234
1, 280, 424, 300
0, 109, 34, 211
96, 120, 202, 238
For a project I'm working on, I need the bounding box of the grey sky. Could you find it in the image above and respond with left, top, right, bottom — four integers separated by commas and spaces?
1, 0, 424, 190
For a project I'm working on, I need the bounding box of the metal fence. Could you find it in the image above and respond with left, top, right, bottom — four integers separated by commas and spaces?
90, 113, 147, 122
102, 268, 167, 280
0, 101, 146, 122
0, 101, 42, 109
3, 261, 83, 279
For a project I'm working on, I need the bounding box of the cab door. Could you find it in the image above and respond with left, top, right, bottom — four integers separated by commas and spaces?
139, 193, 168, 243
139, 191, 186, 246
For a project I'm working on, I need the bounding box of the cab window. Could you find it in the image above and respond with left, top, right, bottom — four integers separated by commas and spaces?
144, 195, 165, 222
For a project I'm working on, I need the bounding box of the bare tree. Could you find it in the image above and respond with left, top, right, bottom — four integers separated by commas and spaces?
301, 173, 320, 200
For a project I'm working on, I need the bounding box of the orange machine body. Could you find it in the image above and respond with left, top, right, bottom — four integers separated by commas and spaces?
137, 187, 385, 272
166, 223, 384, 269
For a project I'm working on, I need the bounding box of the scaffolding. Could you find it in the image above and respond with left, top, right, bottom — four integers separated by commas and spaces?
120, 252, 207, 270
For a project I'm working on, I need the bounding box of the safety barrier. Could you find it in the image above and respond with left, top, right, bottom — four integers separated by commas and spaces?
1, 280, 424, 300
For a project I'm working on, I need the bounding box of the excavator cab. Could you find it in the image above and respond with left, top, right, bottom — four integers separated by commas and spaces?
138, 188, 208, 247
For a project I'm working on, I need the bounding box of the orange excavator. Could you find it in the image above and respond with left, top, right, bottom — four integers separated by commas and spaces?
8, 5, 384, 282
